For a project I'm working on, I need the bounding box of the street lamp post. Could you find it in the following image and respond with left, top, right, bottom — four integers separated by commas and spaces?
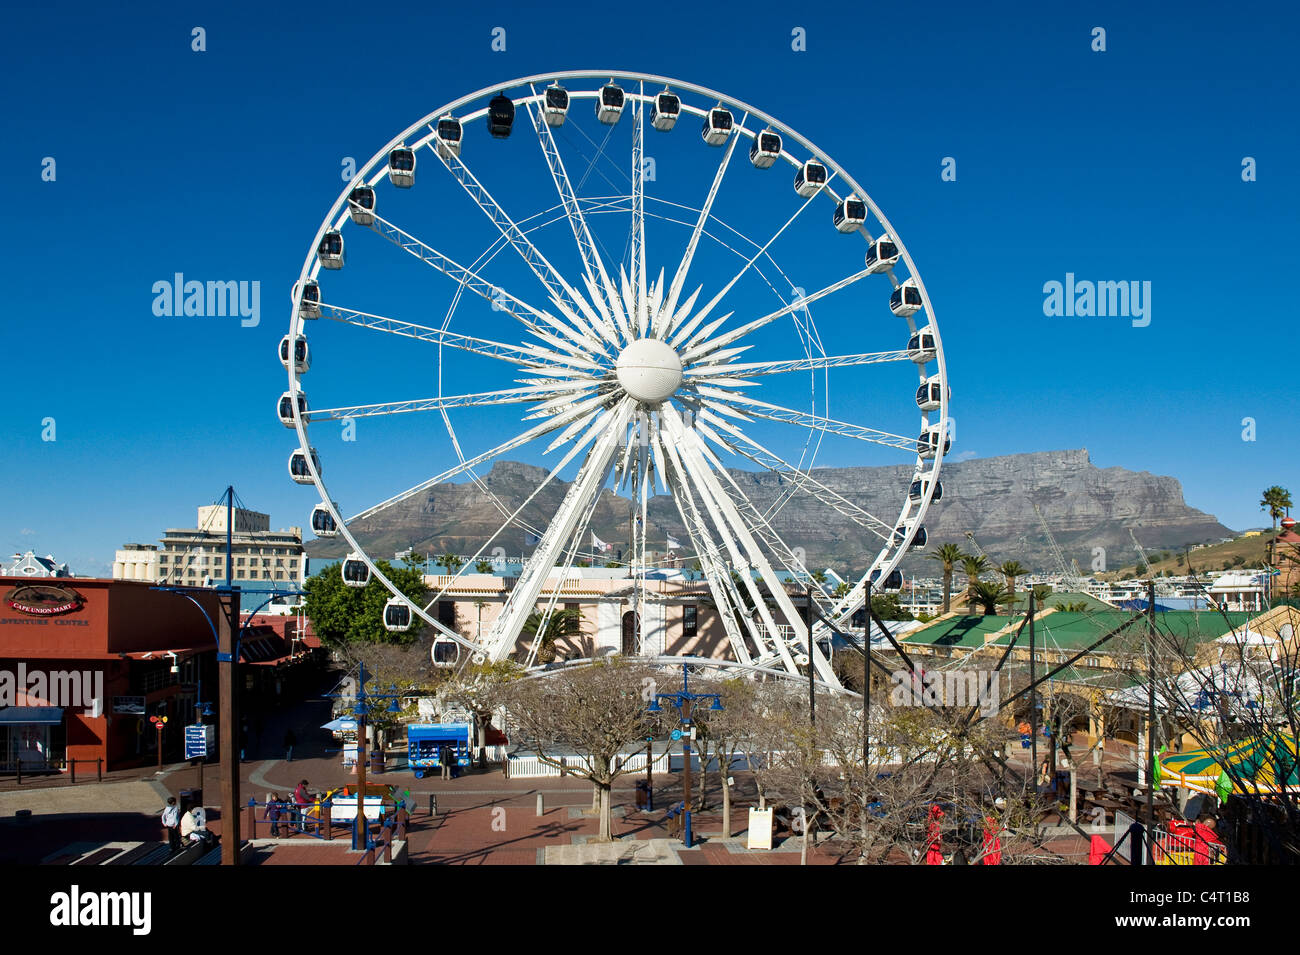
649, 664, 722, 849
151, 485, 304, 865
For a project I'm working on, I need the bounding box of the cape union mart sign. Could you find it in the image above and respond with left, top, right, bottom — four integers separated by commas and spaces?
4, 584, 85, 616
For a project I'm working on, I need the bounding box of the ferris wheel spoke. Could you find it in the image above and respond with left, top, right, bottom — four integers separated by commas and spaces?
366, 212, 601, 363
525, 88, 624, 349
659, 113, 749, 332
678, 267, 874, 364
427, 140, 612, 350
663, 176, 832, 344
316, 301, 592, 371
481, 399, 632, 661
662, 406, 798, 672
666, 405, 838, 685
525, 438, 617, 667
693, 390, 919, 454
421, 403, 621, 639
718, 481, 838, 621
687, 349, 912, 380
714, 425, 893, 540
306, 383, 593, 422
630, 83, 648, 337
659, 436, 759, 664
345, 392, 620, 525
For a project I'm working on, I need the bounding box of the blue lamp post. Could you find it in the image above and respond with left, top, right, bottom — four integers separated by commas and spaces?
649, 664, 722, 848
151, 485, 305, 865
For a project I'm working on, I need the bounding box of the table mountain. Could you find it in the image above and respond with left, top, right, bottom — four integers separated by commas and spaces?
306, 449, 1233, 575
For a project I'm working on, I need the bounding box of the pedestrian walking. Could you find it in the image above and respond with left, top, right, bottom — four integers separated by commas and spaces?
284, 727, 296, 762
265, 793, 285, 837
440, 745, 451, 780
161, 797, 181, 855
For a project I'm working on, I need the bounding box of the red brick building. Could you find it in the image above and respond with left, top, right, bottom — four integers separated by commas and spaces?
0, 578, 220, 772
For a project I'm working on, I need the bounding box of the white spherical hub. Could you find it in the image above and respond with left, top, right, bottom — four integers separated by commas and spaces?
615, 338, 682, 404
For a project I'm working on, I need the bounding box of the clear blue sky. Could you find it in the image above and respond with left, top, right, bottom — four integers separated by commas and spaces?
2, 0, 1296, 576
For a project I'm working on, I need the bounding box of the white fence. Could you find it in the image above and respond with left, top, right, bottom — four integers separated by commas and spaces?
504, 750, 674, 779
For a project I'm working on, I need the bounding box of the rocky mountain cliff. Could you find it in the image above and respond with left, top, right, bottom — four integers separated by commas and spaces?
306, 449, 1233, 575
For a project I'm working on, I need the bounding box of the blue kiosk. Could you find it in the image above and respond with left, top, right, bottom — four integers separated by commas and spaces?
408, 722, 473, 778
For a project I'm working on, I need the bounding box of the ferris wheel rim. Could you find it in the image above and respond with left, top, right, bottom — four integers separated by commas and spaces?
286, 69, 949, 671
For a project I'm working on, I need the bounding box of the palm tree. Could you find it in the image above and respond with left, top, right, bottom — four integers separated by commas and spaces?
998, 560, 1027, 602
960, 555, 990, 614
521, 607, 583, 663
1261, 486, 1293, 565
971, 580, 1014, 615
475, 559, 493, 574
439, 552, 463, 573
1030, 583, 1053, 607
927, 543, 966, 615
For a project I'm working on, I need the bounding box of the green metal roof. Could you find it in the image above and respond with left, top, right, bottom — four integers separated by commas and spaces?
901, 615, 1017, 648
902, 609, 1256, 653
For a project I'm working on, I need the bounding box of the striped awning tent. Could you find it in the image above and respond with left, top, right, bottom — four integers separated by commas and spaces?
1158, 732, 1298, 797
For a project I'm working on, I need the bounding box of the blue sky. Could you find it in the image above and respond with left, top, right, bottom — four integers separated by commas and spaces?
2, 0, 1296, 576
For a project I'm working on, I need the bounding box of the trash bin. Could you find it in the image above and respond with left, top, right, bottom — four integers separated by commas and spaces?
370, 750, 385, 774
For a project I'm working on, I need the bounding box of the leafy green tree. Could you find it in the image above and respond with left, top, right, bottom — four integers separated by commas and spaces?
302, 560, 427, 648
926, 543, 966, 615
870, 592, 914, 621
475, 559, 494, 574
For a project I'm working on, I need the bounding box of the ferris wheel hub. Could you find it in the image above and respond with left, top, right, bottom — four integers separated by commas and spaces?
615, 338, 682, 403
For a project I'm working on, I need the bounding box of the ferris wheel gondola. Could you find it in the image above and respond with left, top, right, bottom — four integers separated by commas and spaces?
543, 84, 569, 126
347, 185, 376, 225
279, 335, 310, 374
388, 145, 416, 187
294, 279, 321, 319
651, 90, 680, 130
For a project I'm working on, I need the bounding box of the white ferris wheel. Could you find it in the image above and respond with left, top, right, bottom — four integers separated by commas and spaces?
279, 70, 950, 691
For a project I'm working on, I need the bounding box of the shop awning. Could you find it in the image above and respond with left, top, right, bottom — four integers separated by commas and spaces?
0, 707, 65, 725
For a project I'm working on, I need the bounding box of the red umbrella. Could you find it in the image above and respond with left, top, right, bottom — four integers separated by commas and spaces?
925, 805, 944, 865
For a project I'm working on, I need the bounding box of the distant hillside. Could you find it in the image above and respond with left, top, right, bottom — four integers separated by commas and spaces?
306, 449, 1235, 576
1112, 533, 1273, 578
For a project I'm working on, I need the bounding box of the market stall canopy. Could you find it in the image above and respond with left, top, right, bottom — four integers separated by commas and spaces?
1158, 732, 1298, 797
